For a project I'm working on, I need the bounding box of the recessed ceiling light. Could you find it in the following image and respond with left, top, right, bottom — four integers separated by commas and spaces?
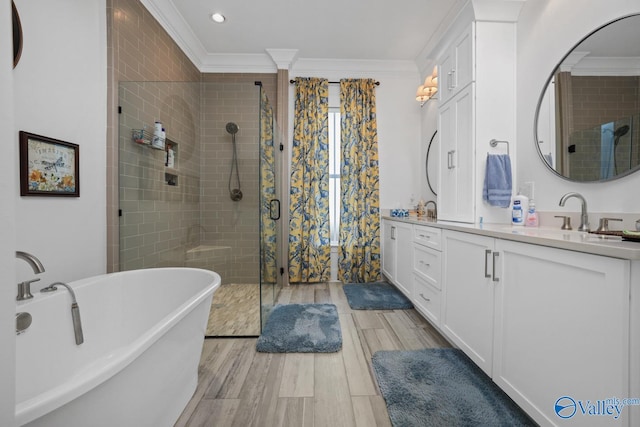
211, 12, 226, 23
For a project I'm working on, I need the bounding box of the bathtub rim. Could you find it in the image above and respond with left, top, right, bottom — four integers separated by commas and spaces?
15, 267, 220, 426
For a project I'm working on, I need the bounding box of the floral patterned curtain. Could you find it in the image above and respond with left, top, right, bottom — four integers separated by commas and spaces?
259, 87, 277, 285
288, 77, 331, 283
338, 79, 381, 283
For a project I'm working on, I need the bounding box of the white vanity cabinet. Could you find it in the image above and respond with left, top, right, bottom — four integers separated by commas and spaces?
441, 230, 496, 374
436, 19, 517, 224
412, 225, 443, 325
438, 24, 474, 105
381, 219, 413, 297
438, 84, 475, 223
493, 239, 630, 427
442, 228, 631, 426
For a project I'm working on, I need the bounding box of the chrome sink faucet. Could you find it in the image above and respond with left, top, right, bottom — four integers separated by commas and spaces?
16, 251, 45, 301
559, 192, 590, 232
425, 200, 438, 220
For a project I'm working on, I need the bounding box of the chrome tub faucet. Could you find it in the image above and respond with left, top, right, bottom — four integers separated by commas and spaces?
16, 251, 45, 301
41, 282, 84, 345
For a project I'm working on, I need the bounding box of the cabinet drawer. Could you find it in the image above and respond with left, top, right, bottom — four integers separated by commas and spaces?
413, 225, 442, 249
413, 243, 442, 289
413, 274, 441, 325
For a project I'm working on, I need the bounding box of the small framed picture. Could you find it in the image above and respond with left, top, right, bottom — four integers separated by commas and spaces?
19, 131, 79, 197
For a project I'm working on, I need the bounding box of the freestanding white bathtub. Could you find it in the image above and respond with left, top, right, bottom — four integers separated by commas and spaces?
15, 267, 220, 427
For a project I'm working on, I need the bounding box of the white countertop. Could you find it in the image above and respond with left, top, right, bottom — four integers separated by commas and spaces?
383, 216, 640, 260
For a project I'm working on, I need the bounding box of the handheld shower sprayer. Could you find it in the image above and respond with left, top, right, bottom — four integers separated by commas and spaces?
226, 122, 243, 201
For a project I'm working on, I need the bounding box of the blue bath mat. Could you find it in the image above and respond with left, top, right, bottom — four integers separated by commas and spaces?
256, 303, 342, 353
372, 348, 536, 427
343, 282, 413, 310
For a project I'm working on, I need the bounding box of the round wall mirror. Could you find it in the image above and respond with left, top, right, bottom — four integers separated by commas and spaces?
535, 14, 640, 182
426, 130, 438, 195
12, 1, 23, 68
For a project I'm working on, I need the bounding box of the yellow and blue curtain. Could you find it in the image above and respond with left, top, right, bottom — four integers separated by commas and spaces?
338, 79, 381, 283
259, 87, 277, 285
288, 77, 331, 283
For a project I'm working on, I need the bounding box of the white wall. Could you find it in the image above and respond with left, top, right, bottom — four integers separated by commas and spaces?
1, 1, 16, 424
13, 0, 107, 289
3, 3, 106, 421
290, 60, 423, 211
517, 0, 640, 215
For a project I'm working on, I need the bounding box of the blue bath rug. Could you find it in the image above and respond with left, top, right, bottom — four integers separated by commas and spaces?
372, 348, 536, 427
256, 303, 342, 353
343, 282, 413, 310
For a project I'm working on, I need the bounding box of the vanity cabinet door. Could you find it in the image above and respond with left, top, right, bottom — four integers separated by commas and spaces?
438, 84, 475, 223
493, 239, 630, 427
381, 220, 413, 297
394, 222, 414, 297
438, 24, 474, 104
381, 220, 396, 281
442, 230, 495, 375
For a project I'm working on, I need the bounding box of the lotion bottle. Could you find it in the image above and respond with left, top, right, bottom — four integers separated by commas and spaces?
512, 193, 528, 226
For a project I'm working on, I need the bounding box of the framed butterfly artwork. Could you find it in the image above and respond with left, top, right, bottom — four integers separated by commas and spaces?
19, 131, 79, 197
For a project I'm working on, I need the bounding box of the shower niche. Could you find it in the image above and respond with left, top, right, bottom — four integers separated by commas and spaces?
130, 127, 179, 186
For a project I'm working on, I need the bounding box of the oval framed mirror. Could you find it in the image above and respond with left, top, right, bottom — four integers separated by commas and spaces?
12, 1, 23, 68
534, 14, 640, 182
426, 130, 438, 195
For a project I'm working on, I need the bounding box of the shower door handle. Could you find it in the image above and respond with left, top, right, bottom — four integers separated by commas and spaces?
269, 199, 280, 220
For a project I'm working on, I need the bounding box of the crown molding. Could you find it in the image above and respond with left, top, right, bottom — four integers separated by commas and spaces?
139, 0, 206, 70
471, 0, 525, 22
568, 56, 640, 76
266, 49, 299, 70
199, 54, 278, 73
291, 58, 419, 79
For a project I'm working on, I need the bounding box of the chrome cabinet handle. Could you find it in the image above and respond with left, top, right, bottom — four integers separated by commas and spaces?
492, 252, 500, 282
451, 69, 456, 88
447, 71, 453, 90
484, 249, 492, 278
391, 226, 396, 240
419, 234, 430, 239
419, 293, 431, 302
447, 150, 456, 169
418, 260, 430, 267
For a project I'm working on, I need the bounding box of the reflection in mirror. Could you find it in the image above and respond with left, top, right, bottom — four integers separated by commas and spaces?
426, 130, 438, 195
535, 14, 640, 182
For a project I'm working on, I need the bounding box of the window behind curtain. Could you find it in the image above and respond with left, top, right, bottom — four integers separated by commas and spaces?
328, 108, 340, 245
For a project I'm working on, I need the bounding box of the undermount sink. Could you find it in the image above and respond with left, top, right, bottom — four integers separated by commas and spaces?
583, 233, 623, 242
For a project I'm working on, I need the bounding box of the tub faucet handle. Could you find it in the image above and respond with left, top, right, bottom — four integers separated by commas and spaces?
17, 278, 39, 301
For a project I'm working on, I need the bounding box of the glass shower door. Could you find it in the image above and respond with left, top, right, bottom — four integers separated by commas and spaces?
259, 87, 282, 330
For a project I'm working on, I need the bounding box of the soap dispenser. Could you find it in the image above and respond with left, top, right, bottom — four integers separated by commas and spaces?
525, 199, 539, 227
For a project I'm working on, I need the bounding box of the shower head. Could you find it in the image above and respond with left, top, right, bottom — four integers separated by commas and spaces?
614, 125, 629, 138
226, 122, 239, 135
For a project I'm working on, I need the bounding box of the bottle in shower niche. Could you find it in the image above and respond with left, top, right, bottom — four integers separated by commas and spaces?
152, 121, 165, 149
166, 143, 175, 168
511, 193, 528, 226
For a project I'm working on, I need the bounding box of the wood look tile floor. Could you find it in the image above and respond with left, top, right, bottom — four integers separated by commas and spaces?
176, 282, 451, 427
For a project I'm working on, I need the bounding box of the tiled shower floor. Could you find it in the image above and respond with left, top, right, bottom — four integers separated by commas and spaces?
206, 283, 260, 336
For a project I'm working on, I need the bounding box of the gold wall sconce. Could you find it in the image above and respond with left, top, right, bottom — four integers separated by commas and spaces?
416, 66, 438, 106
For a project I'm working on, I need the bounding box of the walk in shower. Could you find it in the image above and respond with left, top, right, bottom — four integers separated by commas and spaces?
117, 80, 282, 337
